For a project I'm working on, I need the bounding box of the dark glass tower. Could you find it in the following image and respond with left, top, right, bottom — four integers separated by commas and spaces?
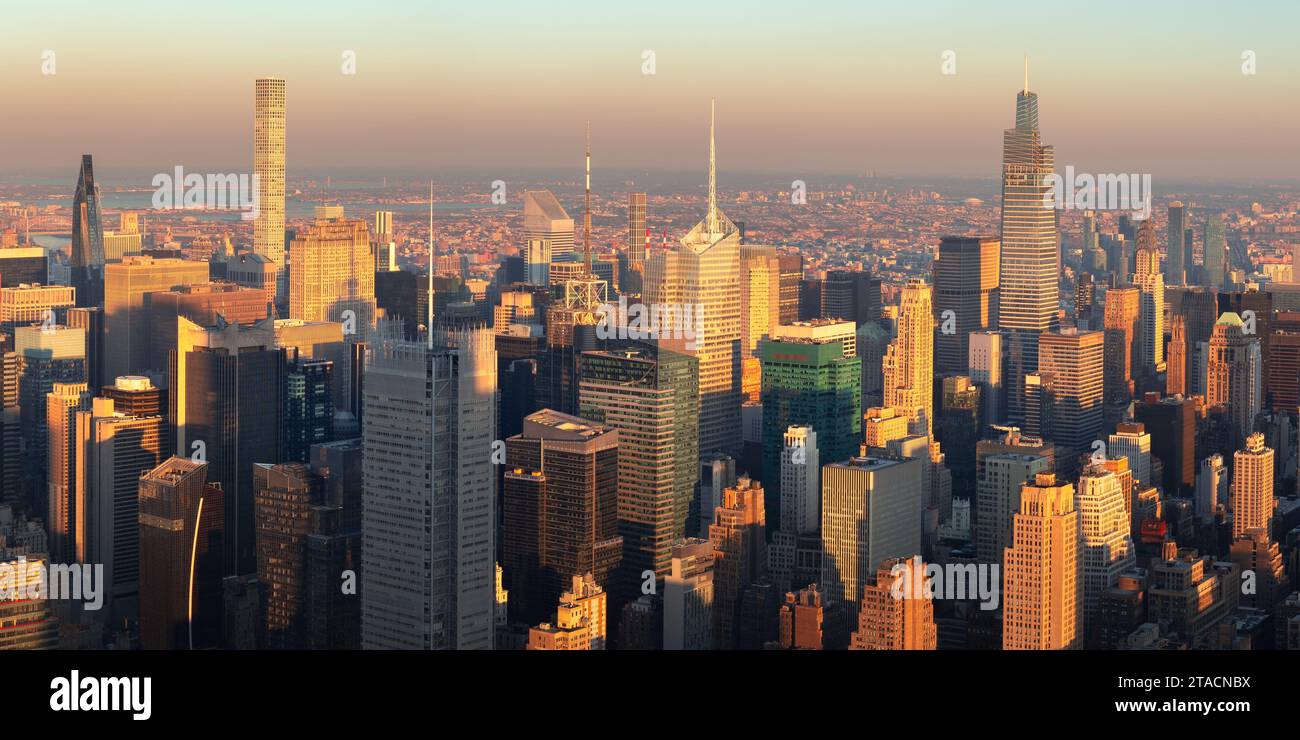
71, 155, 105, 308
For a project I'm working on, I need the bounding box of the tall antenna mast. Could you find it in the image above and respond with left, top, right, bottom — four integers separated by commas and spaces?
584, 121, 592, 274
707, 99, 718, 235
1023, 54, 1029, 95
427, 180, 435, 350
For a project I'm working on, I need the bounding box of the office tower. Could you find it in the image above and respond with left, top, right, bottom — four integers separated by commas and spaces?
1172, 287, 1219, 395
697, 453, 736, 539
0, 283, 75, 332
46, 382, 91, 564
1195, 453, 1226, 524
226, 253, 278, 297
769, 426, 818, 593
998, 68, 1059, 420
820, 454, 922, 646
1133, 393, 1196, 496
820, 269, 882, 326
760, 321, 860, 527
1206, 312, 1262, 449
1230, 529, 1285, 611
1108, 422, 1151, 489
15, 325, 85, 473
0, 246, 49, 287
523, 190, 574, 283
857, 319, 889, 411
145, 283, 269, 371
739, 244, 781, 362
494, 288, 538, 333
883, 279, 934, 435
627, 192, 646, 272
254, 78, 287, 300
0, 555, 60, 650
778, 584, 824, 649
76, 396, 166, 622
939, 376, 980, 498
254, 449, 362, 650
138, 457, 225, 650
282, 355, 333, 462
1002, 472, 1080, 650
968, 330, 1003, 425
1167, 315, 1187, 396
70, 155, 104, 308
1149, 547, 1240, 643
777, 254, 803, 325
288, 211, 376, 333
708, 476, 766, 649
65, 307, 103, 394
578, 343, 698, 587
799, 277, 822, 322
1232, 432, 1274, 539
1219, 289, 1273, 366
976, 451, 1051, 564
361, 316, 497, 650
1166, 201, 1186, 286
934, 236, 1000, 373
663, 538, 715, 650
1102, 287, 1139, 412
1203, 217, 1227, 289
103, 256, 209, 383
851, 556, 937, 650
1074, 462, 1135, 643
1037, 328, 1104, 452
171, 316, 284, 575
527, 574, 608, 650
502, 409, 621, 625
643, 102, 742, 457
0, 349, 17, 502
1133, 222, 1165, 375
1077, 274, 1095, 325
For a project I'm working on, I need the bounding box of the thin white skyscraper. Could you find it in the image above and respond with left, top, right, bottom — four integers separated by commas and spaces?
254, 78, 286, 302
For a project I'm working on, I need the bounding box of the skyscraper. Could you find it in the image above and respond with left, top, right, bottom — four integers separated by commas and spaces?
851, 556, 937, 650
627, 192, 646, 272
70, 155, 105, 308
883, 279, 934, 435
976, 451, 1052, 564
1133, 221, 1165, 376
1102, 286, 1139, 414
104, 256, 209, 384
643, 101, 742, 457
254, 78, 287, 301
998, 65, 1059, 421
1232, 432, 1274, 539
523, 190, 574, 281
1074, 462, 1135, 644
778, 584, 824, 650
1203, 216, 1227, 289
1166, 201, 1186, 286
820, 270, 882, 326
663, 538, 715, 650
288, 210, 376, 333
46, 382, 91, 565
708, 476, 766, 649
1206, 312, 1262, 449
934, 236, 1000, 373
1002, 472, 1080, 650
1167, 315, 1187, 396
361, 312, 497, 649
1036, 328, 1104, 453
526, 574, 607, 650
968, 330, 1003, 425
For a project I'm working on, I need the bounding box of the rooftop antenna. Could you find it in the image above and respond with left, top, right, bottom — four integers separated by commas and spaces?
1023, 54, 1029, 95
584, 121, 592, 274
427, 181, 434, 350
707, 99, 718, 235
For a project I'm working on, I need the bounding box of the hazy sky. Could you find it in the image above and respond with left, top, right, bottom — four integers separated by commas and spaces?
3, 0, 1298, 181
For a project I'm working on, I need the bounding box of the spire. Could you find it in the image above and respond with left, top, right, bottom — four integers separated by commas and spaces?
427, 181, 435, 349
1023, 54, 1029, 95
707, 99, 718, 235
584, 121, 592, 274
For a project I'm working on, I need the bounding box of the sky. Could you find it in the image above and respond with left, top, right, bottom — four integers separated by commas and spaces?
2, 0, 1298, 183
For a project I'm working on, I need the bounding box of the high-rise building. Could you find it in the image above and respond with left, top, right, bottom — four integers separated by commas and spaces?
778, 583, 824, 650
883, 279, 934, 435
0, 555, 59, 649
934, 236, 1000, 373
1206, 312, 1262, 448
70, 155, 105, 308
820, 454, 922, 646
777, 255, 803, 325
502, 409, 621, 625
939, 376, 981, 498
976, 451, 1051, 564
1074, 462, 1135, 643
1102, 286, 1139, 413
145, 282, 270, 372
104, 256, 209, 383
0, 247, 49, 288
578, 343, 698, 588
708, 476, 766, 649
0, 283, 75, 330
820, 270, 881, 326
643, 102, 742, 457
998, 69, 1059, 420
1149, 546, 1239, 644
1166, 201, 1186, 286
254, 78, 287, 301
851, 556, 937, 650
1167, 315, 1187, 396
288, 210, 376, 333
76, 396, 166, 621
523, 190, 574, 283
138, 457, 225, 650
361, 320, 497, 650
1195, 453, 1226, 524
526, 574, 607, 650
1133, 221, 1165, 376
1133, 393, 1196, 496
663, 538, 715, 650
968, 330, 1003, 425
1002, 472, 1080, 650
15, 325, 85, 477
282, 354, 333, 463
1037, 328, 1104, 452
739, 244, 781, 362
627, 192, 646, 271
1108, 422, 1151, 489
1232, 432, 1274, 539
46, 382, 91, 565
1203, 216, 1227, 289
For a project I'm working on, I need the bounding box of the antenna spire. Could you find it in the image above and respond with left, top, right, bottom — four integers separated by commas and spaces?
707, 99, 718, 235
427, 180, 434, 349
584, 121, 592, 274
1023, 54, 1029, 94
